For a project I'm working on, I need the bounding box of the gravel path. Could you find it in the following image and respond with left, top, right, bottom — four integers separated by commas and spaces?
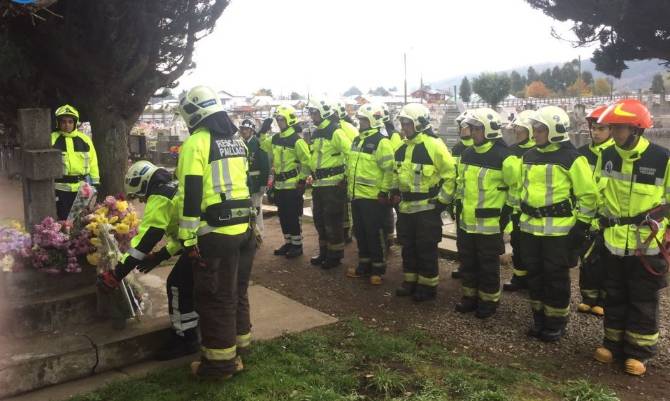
252, 216, 670, 401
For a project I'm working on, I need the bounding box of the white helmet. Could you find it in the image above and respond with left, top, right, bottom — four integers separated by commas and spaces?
178, 85, 225, 129
381, 103, 392, 123
511, 110, 535, 137
529, 106, 571, 143
462, 108, 503, 140
125, 160, 159, 198
306, 98, 335, 119
334, 101, 347, 119
398, 103, 431, 132
356, 103, 385, 129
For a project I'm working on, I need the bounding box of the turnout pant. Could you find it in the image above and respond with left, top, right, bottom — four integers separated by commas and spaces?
193, 230, 256, 375
343, 196, 352, 238
520, 233, 571, 331
457, 230, 503, 307
312, 185, 346, 259
352, 199, 387, 275
274, 188, 302, 246
579, 235, 607, 307
250, 191, 264, 235
396, 209, 442, 291
166, 254, 197, 336
55, 190, 77, 221
602, 251, 667, 361
509, 215, 527, 282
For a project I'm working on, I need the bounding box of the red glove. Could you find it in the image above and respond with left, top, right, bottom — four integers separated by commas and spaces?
97, 271, 120, 291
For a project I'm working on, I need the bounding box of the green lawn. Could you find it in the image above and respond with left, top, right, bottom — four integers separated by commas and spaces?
70, 320, 619, 401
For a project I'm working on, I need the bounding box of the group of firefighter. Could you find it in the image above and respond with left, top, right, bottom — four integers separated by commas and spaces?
50, 85, 668, 380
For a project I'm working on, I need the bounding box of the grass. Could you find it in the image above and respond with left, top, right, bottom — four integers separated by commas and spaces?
69, 320, 620, 401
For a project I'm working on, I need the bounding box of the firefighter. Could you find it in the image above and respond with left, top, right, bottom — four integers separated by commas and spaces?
576, 105, 614, 316
176, 86, 256, 379
259, 106, 311, 258
592, 99, 669, 376
239, 119, 270, 235
449, 111, 474, 279
503, 110, 536, 292
97, 161, 199, 360
307, 99, 352, 269
380, 104, 402, 248
520, 106, 597, 342
51, 104, 100, 220
392, 103, 456, 302
332, 101, 358, 243
346, 102, 395, 284
454, 108, 520, 318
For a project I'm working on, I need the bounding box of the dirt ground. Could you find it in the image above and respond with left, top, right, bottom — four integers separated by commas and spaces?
251, 216, 670, 401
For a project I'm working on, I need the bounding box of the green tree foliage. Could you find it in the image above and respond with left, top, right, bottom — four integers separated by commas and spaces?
459, 77, 472, 103
651, 73, 666, 94
581, 71, 594, 85
369, 87, 390, 96
525, 0, 670, 77
0, 0, 230, 195
343, 86, 362, 97
472, 73, 511, 107
510, 71, 526, 93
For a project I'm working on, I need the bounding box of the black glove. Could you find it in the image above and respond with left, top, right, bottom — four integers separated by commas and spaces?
137, 247, 171, 273
184, 245, 207, 269
499, 205, 513, 232
377, 192, 389, 206
455, 199, 463, 224
296, 179, 306, 193
430, 198, 448, 214
568, 220, 590, 249
259, 118, 273, 135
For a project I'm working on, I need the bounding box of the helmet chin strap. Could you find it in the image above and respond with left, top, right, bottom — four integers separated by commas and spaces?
622, 133, 638, 150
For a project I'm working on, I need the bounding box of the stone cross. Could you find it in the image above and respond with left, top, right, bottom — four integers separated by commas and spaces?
18, 108, 62, 229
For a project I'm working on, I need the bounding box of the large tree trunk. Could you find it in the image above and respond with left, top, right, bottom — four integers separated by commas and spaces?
88, 109, 130, 197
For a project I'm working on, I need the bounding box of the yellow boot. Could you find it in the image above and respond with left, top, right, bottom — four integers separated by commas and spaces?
346, 266, 360, 278
593, 347, 613, 364
370, 275, 382, 285
577, 303, 591, 313
590, 306, 605, 317
624, 358, 646, 376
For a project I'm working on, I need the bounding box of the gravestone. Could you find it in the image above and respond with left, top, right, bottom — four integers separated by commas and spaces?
17, 108, 61, 229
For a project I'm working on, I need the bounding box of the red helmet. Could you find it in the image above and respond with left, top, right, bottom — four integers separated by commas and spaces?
597, 99, 653, 129
585, 105, 609, 122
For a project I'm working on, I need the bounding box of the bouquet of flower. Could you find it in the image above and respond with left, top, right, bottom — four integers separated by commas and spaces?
0, 221, 32, 272
84, 196, 140, 267
31, 217, 84, 273
67, 182, 97, 231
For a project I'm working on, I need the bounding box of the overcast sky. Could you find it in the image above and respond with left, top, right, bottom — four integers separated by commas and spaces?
177, 0, 597, 97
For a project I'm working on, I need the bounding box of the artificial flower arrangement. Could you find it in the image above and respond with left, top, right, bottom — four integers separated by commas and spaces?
0, 221, 32, 272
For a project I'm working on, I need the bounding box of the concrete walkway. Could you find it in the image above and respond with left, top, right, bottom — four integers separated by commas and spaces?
4, 283, 338, 401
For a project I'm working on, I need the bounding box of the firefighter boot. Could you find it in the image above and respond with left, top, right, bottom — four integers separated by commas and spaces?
155, 329, 199, 361
455, 297, 478, 314
412, 284, 436, 302
451, 268, 462, 279
593, 347, 614, 364
625, 358, 646, 376
540, 326, 565, 343
395, 281, 416, 297
527, 312, 544, 338
475, 301, 497, 319
310, 246, 327, 266
322, 250, 343, 270
191, 356, 244, 379
347, 261, 370, 278
285, 244, 303, 258
503, 275, 527, 292
590, 305, 605, 317
577, 303, 592, 313
274, 243, 291, 256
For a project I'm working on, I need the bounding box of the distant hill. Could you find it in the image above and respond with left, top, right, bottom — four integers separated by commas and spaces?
432, 59, 668, 93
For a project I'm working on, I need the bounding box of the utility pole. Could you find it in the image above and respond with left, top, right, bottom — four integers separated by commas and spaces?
577, 55, 582, 102
420, 74, 424, 104
403, 52, 407, 105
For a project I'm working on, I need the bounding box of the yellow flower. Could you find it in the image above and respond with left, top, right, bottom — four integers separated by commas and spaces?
109, 216, 119, 224
96, 207, 109, 216
90, 237, 102, 247
85, 222, 98, 232
10, 220, 23, 231
86, 253, 100, 266
116, 223, 129, 235
116, 201, 128, 213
